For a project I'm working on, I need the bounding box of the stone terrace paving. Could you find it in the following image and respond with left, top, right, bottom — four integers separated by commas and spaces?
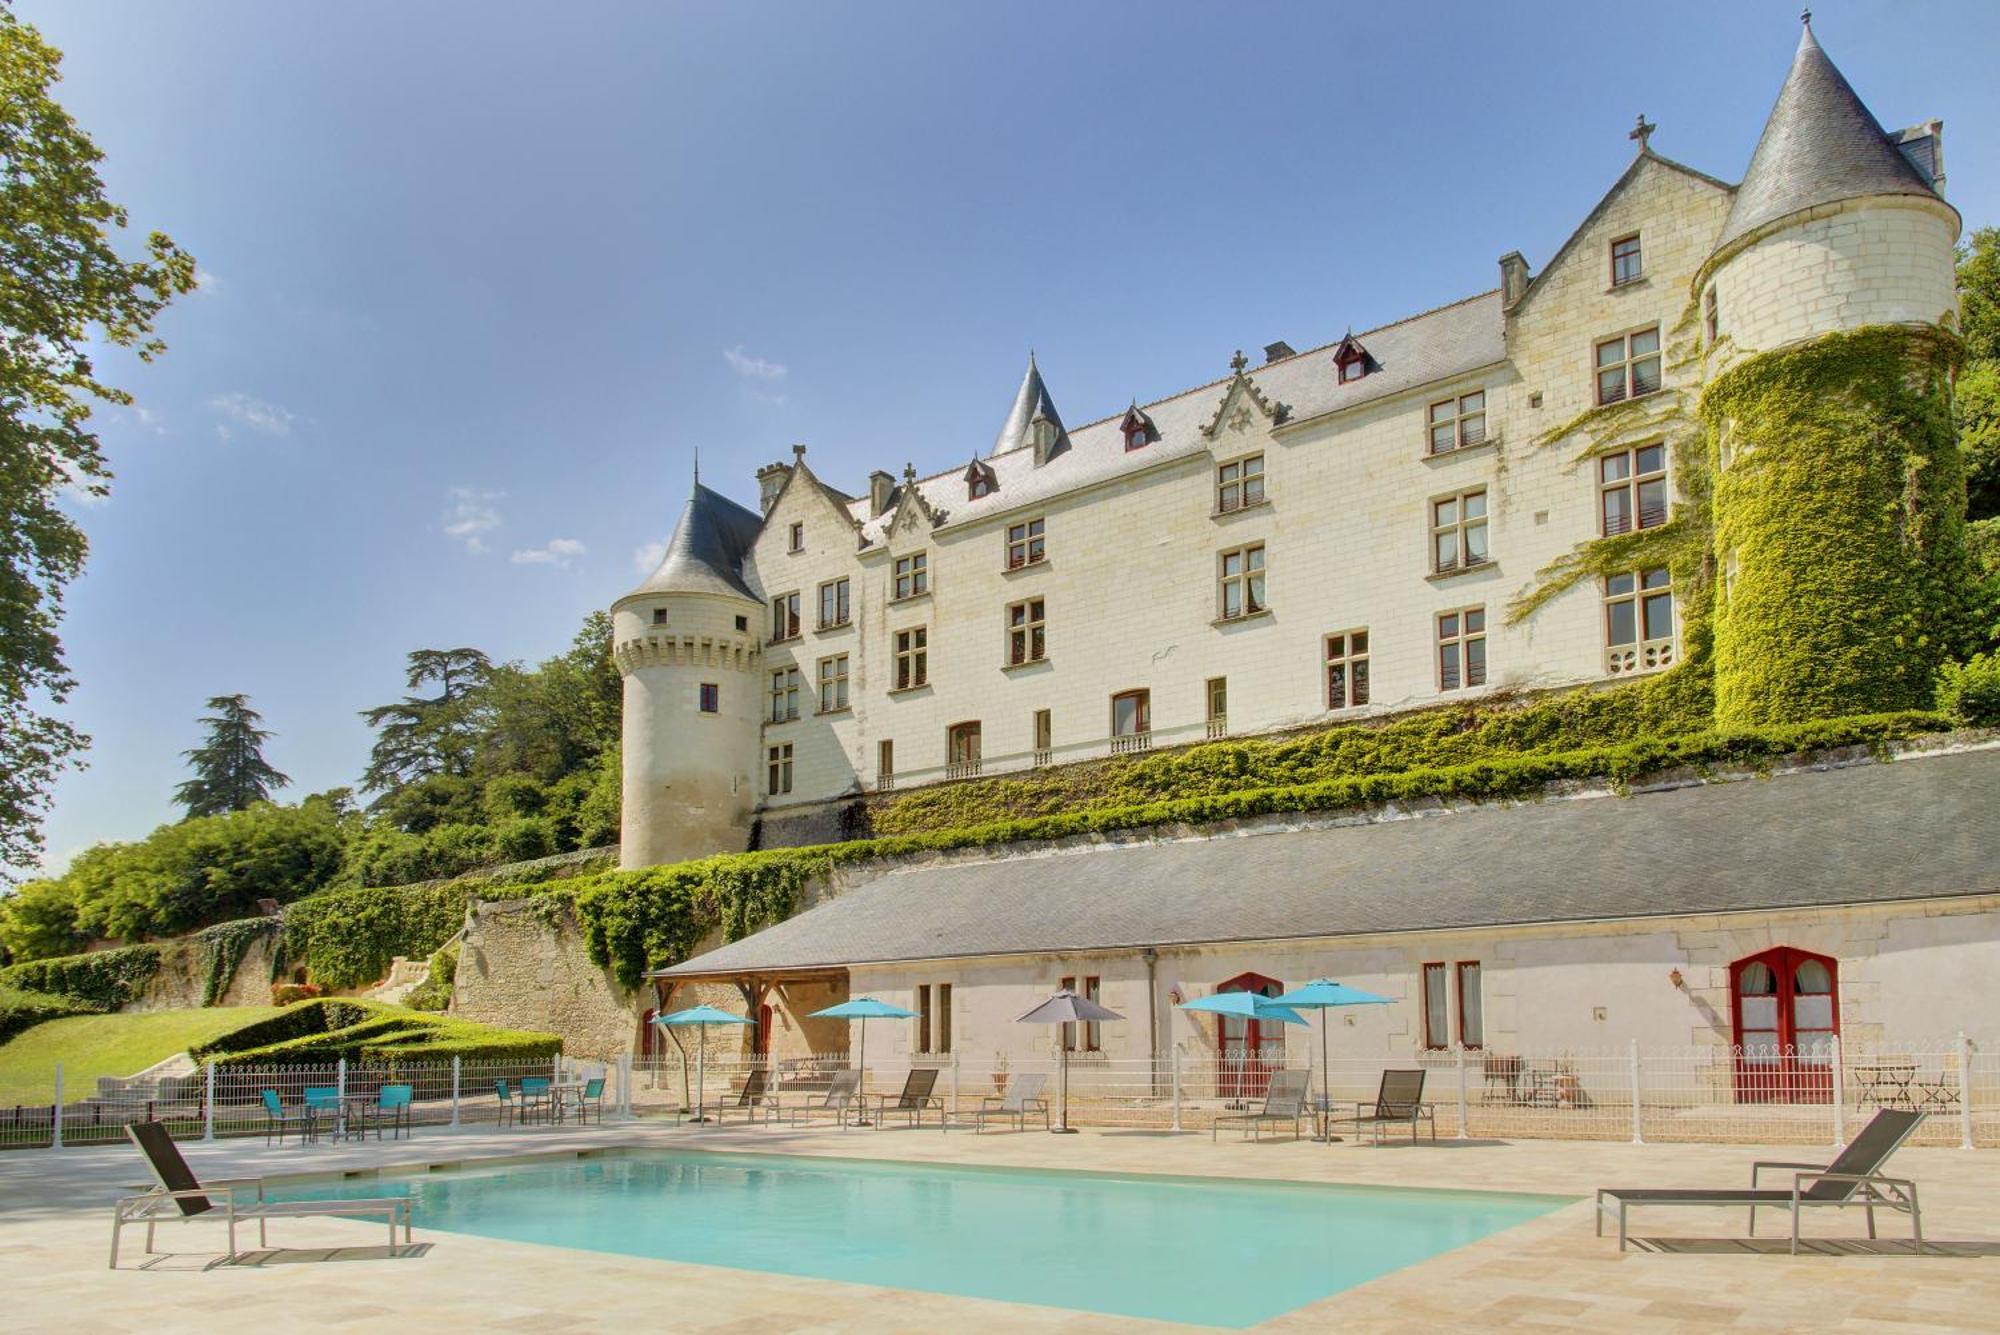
3, 1119, 1998, 1333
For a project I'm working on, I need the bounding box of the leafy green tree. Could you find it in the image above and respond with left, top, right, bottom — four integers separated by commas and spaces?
359, 647, 492, 793
0, 874, 86, 962
1960, 226, 2000, 365
173, 694, 290, 818
476, 612, 620, 782
0, 9, 196, 873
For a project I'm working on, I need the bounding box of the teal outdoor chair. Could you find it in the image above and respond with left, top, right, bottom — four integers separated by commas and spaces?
368, 1084, 414, 1140
574, 1076, 607, 1125
258, 1088, 314, 1146
302, 1085, 343, 1141
519, 1076, 553, 1125
495, 1080, 518, 1128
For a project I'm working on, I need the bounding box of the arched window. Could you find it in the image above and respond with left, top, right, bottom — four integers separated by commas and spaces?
1212, 972, 1285, 1101
1730, 946, 1838, 1104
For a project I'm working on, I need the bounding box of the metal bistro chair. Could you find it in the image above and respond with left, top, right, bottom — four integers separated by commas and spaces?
258, 1089, 315, 1146
519, 1076, 555, 1125
301, 1085, 344, 1141
366, 1083, 414, 1140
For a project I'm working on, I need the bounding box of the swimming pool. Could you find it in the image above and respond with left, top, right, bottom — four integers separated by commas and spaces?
277, 1150, 1566, 1327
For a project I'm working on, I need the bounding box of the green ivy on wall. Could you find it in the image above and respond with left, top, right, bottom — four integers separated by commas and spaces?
1704, 325, 1976, 724
0, 943, 162, 1009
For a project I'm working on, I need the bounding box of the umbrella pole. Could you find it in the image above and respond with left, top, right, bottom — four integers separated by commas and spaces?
854, 1019, 872, 1127
694, 1025, 707, 1125
1053, 1042, 1078, 1133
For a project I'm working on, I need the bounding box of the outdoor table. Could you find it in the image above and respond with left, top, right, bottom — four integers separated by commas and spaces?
549, 1080, 588, 1123
1852, 1062, 1918, 1109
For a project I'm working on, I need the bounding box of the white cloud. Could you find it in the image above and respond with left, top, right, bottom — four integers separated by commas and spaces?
208, 391, 294, 438
511, 537, 586, 568
723, 345, 787, 381
443, 487, 505, 555
131, 405, 168, 435
192, 266, 221, 296
632, 539, 667, 574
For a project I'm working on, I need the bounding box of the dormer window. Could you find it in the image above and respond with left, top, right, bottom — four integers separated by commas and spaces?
1333, 334, 1372, 384
1120, 404, 1156, 451
963, 459, 997, 501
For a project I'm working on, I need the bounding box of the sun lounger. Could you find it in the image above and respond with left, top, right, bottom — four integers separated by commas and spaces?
968, 1073, 1050, 1133
111, 1122, 413, 1269
715, 1068, 781, 1125
870, 1067, 944, 1129
1324, 1069, 1435, 1144
1596, 1108, 1926, 1253
1213, 1069, 1310, 1142
783, 1069, 861, 1129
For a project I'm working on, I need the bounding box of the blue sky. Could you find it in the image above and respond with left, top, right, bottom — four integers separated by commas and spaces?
18, 0, 2000, 872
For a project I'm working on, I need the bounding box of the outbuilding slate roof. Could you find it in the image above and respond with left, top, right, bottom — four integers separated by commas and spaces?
624, 482, 766, 603
1714, 22, 1947, 255
656, 746, 2000, 976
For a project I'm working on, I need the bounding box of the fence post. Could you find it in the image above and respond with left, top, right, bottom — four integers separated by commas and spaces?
204, 1064, 216, 1143
336, 1056, 347, 1140
949, 1051, 960, 1118
450, 1055, 462, 1128
1829, 1034, 1845, 1148
1455, 1046, 1470, 1140
617, 1051, 633, 1119
1628, 1040, 1643, 1145
1959, 1031, 1976, 1151
51, 1063, 62, 1150
1170, 1046, 1183, 1133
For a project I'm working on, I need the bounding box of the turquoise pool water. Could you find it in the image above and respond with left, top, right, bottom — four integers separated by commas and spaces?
276, 1151, 1565, 1327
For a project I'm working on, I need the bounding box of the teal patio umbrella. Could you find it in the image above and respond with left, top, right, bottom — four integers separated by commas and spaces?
1176, 992, 1312, 1113
1272, 979, 1392, 1141
810, 996, 918, 1124
654, 1004, 755, 1124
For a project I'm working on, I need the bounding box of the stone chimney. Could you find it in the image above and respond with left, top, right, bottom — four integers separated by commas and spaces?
1263, 341, 1296, 364
868, 469, 896, 517
1499, 251, 1530, 308
755, 462, 789, 514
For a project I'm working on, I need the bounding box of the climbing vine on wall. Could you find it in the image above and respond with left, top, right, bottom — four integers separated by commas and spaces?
1703, 324, 1974, 724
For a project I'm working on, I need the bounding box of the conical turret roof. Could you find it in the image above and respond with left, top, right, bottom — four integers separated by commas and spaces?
1714, 19, 1944, 255
990, 352, 1069, 458
626, 481, 764, 602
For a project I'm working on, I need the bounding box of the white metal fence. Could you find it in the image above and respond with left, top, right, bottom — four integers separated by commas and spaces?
7, 1038, 1992, 1151
1, 1055, 629, 1150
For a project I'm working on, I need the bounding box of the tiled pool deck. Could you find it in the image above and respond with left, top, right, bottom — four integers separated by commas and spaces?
3, 1119, 1997, 1332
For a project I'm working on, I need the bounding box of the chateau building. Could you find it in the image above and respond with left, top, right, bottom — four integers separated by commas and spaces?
611, 18, 1960, 871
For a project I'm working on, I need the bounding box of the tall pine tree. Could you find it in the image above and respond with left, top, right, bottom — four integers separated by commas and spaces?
174, 694, 290, 818
359, 648, 493, 792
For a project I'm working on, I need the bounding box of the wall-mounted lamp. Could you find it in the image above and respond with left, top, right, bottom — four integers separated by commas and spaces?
1668, 968, 1685, 990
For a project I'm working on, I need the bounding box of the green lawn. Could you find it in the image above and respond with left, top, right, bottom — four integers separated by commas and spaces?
0, 1007, 280, 1104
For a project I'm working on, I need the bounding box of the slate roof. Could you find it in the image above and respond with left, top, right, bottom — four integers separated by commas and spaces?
989, 354, 1070, 459
656, 746, 2000, 976
623, 482, 765, 602
1714, 21, 1948, 255
849, 290, 1504, 549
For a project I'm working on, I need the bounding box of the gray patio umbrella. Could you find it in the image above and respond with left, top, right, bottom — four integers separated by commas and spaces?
1016, 989, 1125, 1134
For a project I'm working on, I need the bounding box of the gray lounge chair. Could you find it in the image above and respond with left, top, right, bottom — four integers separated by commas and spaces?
111, 1122, 412, 1268
1596, 1108, 1926, 1253
871, 1067, 944, 1129
969, 1073, 1050, 1133
715, 1068, 781, 1124
1213, 1069, 1311, 1142
1325, 1069, 1435, 1144
783, 1069, 861, 1129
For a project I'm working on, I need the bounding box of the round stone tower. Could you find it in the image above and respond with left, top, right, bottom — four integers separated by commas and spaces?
613, 481, 766, 869
1697, 17, 1968, 726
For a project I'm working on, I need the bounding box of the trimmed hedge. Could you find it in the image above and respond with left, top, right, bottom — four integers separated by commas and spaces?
192, 997, 559, 1065
0, 986, 104, 1043
529, 709, 1950, 988
277, 883, 467, 991
0, 943, 162, 1009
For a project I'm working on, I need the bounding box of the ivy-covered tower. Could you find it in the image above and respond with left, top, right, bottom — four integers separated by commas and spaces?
612, 479, 766, 869
1697, 15, 1968, 726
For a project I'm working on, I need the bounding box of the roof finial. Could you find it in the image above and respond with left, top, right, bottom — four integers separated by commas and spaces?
1800, 6, 1811, 27
1630, 114, 1655, 152
1229, 349, 1248, 374
692, 447, 700, 487
791, 442, 806, 463
903, 461, 916, 483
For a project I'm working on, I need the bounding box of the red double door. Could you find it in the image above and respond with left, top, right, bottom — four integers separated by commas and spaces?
1731, 946, 1838, 1104
1215, 972, 1286, 1101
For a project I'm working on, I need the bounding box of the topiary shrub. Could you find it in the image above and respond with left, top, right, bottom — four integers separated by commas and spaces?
0, 986, 103, 1043
1936, 652, 2000, 726
0, 942, 162, 1009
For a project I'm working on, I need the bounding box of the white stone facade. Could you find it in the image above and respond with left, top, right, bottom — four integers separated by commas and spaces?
612, 29, 1958, 866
